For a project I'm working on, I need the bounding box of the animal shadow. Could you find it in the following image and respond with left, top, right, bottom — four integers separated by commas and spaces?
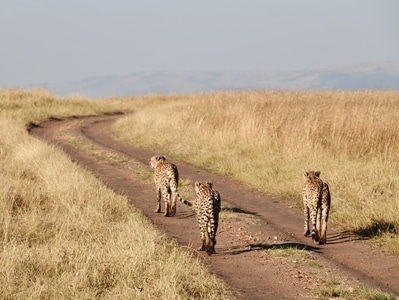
178, 210, 196, 219
326, 230, 365, 244
221, 206, 260, 217
219, 242, 321, 255
354, 220, 398, 238
327, 220, 398, 244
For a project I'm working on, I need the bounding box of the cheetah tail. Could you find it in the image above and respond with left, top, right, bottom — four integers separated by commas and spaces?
178, 195, 192, 207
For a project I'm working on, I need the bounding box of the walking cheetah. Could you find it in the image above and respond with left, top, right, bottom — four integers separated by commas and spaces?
149, 155, 191, 217
302, 171, 331, 244
194, 181, 221, 255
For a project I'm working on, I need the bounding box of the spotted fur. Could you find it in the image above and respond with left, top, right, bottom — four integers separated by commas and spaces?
194, 181, 221, 255
302, 171, 331, 244
149, 155, 191, 217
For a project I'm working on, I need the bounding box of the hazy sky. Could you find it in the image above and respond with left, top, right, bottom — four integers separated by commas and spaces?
1, 1, 398, 87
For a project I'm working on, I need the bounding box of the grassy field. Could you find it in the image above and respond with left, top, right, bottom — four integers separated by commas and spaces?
0, 89, 232, 299
113, 91, 399, 254
1, 88, 398, 299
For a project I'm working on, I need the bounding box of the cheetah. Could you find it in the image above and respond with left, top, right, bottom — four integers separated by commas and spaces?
149, 155, 191, 217
302, 171, 331, 244
194, 181, 221, 255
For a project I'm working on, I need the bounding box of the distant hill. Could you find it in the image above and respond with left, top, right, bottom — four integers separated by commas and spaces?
42, 62, 399, 98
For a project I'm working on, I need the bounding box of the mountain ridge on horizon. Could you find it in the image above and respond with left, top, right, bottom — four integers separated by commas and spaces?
39, 61, 399, 98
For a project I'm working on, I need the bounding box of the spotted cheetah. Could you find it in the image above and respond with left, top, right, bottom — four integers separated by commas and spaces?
149, 155, 191, 217
194, 181, 221, 255
302, 171, 331, 244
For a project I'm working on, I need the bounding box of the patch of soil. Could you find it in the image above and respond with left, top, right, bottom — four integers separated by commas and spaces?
29, 114, 399, 300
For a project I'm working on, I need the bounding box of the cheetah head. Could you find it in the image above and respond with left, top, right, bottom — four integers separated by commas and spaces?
149, 155, 166, 168
195, 181, 213, 193
303, 171, 321, 182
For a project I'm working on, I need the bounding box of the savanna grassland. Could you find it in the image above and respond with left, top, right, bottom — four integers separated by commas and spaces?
113, 91, 399, 254
0, 89, 232, 299
1, 88, 398, 299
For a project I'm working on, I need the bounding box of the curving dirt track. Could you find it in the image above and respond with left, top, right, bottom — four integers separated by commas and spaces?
30, 113, 399, 299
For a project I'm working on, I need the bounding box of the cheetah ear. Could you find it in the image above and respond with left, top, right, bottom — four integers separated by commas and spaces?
195, 181, 201, 188
207, 181, 213, 188
157, 156, 166, 161
303, 172, 309, 177
315, 171, 321, 177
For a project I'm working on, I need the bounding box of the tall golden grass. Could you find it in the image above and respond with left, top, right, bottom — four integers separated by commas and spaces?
113, 91, 399, 253
0, 89, 232, 299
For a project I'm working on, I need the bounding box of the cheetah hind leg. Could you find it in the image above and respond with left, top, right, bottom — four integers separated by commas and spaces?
169, 193, 177, 217
319, 233, 327, 245
315, 207, 322, 242
303, 206, 310, 236
198, 241, 206, 251
164, 198, 171, 217
310, 208, 320, 242
311, 227, 320, 243
204, 230, 214, 256
207, 238, 216, 255
198, 233, 207, 251
198, 231, 214, 255
154, 189, 161, 213
205, 245, 215, 256
311, 220, 320, 242
318, 216, 328, 244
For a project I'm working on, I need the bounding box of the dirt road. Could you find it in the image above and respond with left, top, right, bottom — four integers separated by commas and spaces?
30, 113, 399, 299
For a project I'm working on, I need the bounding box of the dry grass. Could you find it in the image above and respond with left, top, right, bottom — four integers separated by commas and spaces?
2, 88, 398, 298
0, 89, 121, 124
0, 89, 232, 299
113, 91, 399, 254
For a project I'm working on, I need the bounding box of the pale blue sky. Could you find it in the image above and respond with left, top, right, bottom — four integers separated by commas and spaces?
1, 1, 398, 87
